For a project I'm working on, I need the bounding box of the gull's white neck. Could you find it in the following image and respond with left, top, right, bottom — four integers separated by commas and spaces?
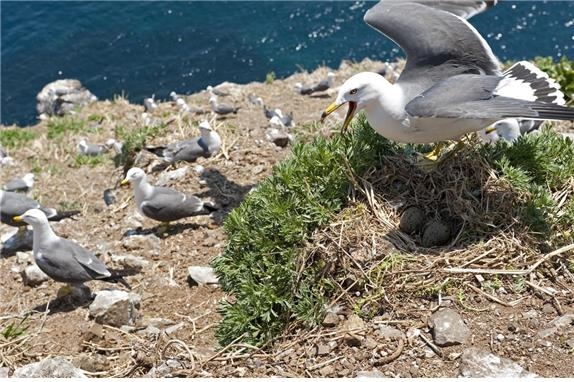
361, 78, 408, 142
31, 221, 59, 255
133, 177, 154, 205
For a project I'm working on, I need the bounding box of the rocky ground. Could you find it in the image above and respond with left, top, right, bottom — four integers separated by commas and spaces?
1, 58, 573, 378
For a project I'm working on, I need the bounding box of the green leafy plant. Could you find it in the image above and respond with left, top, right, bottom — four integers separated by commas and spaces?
114, 123, 168, 169
1, 315, 30, 339
73, 153, 106, 167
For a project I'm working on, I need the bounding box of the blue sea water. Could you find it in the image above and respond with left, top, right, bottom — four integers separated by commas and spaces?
1, 1, 573, 126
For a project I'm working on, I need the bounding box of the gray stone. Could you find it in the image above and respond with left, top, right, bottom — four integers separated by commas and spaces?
377, 324, 404, 339
342, 314, 367, 347
13, 356, 86, 378
88, 290, 140, 327
72, 353, 109, 372
322, 312, 340, 327
318, 364, 336, 377
187, 266, 219, 285
356, 369, 385, 378
111, 253, 150, 269
459, 347, 538, 377
0, 367, 9, 378
165, 322, 186, 335
21, 264, 50, 286
121, 233, 161, 257
316, 343, 330, 356
429, 308, 470, 346
145, 358, 185, 378
36, 79, 97, 119
538, 313, 574, 338
566, 338, 574, 349
265, 127, 291, 147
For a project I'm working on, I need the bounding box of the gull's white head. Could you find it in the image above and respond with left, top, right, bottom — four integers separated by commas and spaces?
321, 72, 389, 133
22, 173, 35, 187
13, 208, 48, 226
121, 167, 147, 186
209, 97, 217, 105
255, 97, 264, 106
206, 85, 214, 91
198, 120, 212, 131
481, 118, 521, 144
176, 98, 187, 107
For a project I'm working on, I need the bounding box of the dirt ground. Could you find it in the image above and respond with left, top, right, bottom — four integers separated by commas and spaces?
1, 58, 573, 377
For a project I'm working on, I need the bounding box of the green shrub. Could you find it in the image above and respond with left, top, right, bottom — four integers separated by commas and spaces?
212, 115, 396, 346
115, 123, 168, 169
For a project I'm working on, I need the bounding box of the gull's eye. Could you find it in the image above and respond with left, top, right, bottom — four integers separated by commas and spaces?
349, 88, 358, 95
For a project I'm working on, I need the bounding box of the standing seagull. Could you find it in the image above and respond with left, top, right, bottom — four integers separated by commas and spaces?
146, 121, 222, 164
321, 1, 574, 145
121, 167, 216, 231
209, 96, 240, 116
296, 72, 335, 95
13, 209, 130, 294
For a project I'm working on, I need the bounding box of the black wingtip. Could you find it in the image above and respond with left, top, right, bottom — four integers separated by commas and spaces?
48, 210, 81, 222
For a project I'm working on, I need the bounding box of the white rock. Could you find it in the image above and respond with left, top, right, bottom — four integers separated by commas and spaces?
13, 356, 86, 378
111, 253, 150, 269
121, 233, 161, 257
16, 251, 33, 265
187, 266, 219, 285
459, 347, 538, 377
157, 166, 189, 186
36, 79, 97, 118
22, 264, 50, 287
88, 290, 140, 327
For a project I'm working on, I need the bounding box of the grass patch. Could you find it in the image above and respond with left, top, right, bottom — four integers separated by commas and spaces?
115, 123, 168, 170
73, 153, 106, 168
265, 71, 276, 84
0, 128, 37, 149
47, 116, 86, 139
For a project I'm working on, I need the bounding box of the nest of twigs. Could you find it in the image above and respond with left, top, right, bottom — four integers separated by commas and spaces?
303, 141, 574, 317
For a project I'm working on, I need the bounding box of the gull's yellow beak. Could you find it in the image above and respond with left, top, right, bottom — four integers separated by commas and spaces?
120, 178, 130, 187
484, 125, 497, 134
320, 101, 357, 134
13, 215, 23, 223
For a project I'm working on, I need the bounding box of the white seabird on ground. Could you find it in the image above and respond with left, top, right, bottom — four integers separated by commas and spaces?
3, 172, 35, 193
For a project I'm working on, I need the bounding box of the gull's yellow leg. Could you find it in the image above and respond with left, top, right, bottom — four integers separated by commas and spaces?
57, 284, 74, 298
157, 221, 171, 235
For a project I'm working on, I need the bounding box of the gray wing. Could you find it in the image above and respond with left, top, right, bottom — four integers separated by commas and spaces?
214, 104, 237, 114
417, 0, 497, 19
405, 74, 574, 120
311, 79, 330, 92
141, 187, 205, 222
364, 1, 500, 85
0, 191, 54, 226
37, 238, 111, 283
4, 179, 28, 192
164, 138, 207, 162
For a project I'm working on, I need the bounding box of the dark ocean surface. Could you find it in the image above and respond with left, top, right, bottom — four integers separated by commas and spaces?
1, 1, 573, 126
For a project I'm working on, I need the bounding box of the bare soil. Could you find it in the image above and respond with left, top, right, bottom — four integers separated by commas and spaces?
1, 58, 573, 377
